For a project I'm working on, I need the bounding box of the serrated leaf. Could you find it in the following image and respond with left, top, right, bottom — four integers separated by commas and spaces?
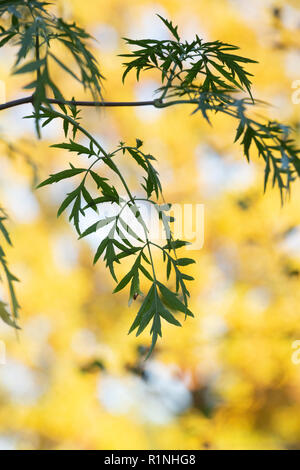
157, 15, 180, 41
113, 270, 134, 293
128, 283, 155, 334
175, 258, 196, 266
37, 168, 86, 188
0, 218, 12, 246
118, 217, 144, 243
81, 186, 98, 213
157, 282, 194, 317
163, 239, 191, 250
139, 264, 153, 282
57, 189, 79, 217
51, 140, 93, 156
159, 307, 181, 327
93, 238, 108, 264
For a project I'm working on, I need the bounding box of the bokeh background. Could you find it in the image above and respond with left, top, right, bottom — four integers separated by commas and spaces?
0, 0, 300, 450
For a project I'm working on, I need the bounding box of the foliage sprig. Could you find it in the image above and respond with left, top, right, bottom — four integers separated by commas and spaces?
0, 2, 299, 355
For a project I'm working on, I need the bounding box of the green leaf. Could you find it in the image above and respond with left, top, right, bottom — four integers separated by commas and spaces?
175, 258, 196, 266
129, 271, 141, 305
104, 240, 118, 282
37, 168, 86, 188
234, 120, 245, 143
14, 58, 45, 75
79, 216, 116, 238
48, 51, 81, 84
0, 32, 16, 48
118, 217, 144, 243
128, 283, 155, 334
145, 313, 162, 358
136, 306, 155, 336
166, 258, 171, 280
0, 301, 20, 329
180, 273, 194, 281
81, 186, 98, 213
157, 282, 194, 317
139, 264, 153, 282
90, 171, 107, 188
90, 171, 119, 201
113, 270, 134, 293
57, 189, 79, 217
63, 119, 69, 138
51, 140, 94, 156
157, 15, 180, 41
93, 238, 108, 264
243, 126, 254, 162
159, 307, 181, 327
208, 59, 244, 92
163, 239, 191, 250
69, 193, 81, 234
0, 217, 12, 246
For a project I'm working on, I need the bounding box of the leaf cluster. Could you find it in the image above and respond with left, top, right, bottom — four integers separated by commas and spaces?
35, 106, 195, 355
121, 15, 300, 199
0, 0, 103, 134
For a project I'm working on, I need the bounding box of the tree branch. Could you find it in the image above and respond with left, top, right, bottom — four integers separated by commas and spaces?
0, 96, 34, 111
0, 94, 205, 112
0, 96, 159, 111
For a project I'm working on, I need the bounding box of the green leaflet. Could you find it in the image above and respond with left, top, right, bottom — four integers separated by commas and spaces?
37, 167, 86, 187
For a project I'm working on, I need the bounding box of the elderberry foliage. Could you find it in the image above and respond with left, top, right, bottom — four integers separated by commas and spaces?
0, 3, 299, 355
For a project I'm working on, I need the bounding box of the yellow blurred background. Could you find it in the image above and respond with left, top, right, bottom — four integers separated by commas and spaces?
0, 0, 299, 450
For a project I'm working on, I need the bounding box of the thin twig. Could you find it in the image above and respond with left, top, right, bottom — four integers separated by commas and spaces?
0, 96, 158, 111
